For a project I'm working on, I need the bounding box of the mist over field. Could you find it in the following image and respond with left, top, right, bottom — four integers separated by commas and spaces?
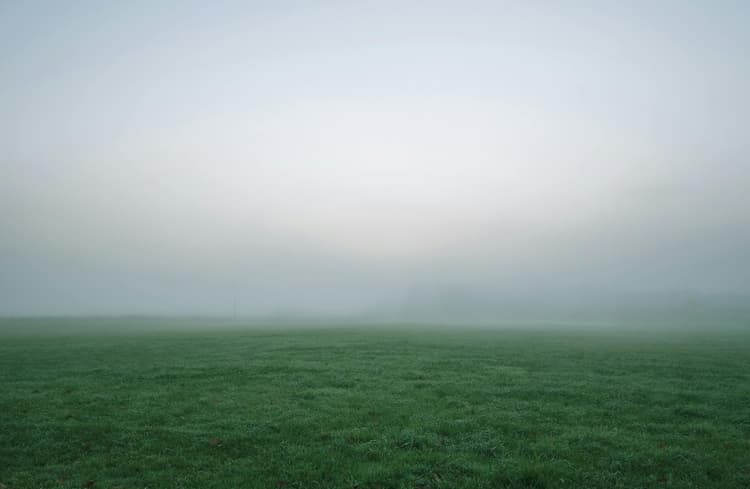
2, 1, 749, 319
4, 5, 750, 488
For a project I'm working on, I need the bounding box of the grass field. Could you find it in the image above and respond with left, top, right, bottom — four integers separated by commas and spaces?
1, 319, 749, 488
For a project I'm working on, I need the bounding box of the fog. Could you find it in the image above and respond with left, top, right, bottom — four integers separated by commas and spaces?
2, 2, 749, 317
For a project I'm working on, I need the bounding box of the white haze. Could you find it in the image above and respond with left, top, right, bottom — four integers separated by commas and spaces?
1, 1, 749, 316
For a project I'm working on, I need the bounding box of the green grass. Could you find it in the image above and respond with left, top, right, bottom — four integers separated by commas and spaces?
1, 319, 749, 488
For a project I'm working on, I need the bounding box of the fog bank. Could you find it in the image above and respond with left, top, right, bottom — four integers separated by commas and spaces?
2, 2, 749, 316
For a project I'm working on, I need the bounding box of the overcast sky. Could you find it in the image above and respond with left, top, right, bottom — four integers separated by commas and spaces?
2, 1, 749, 315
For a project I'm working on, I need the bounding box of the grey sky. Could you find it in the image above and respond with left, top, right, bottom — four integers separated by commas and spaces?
2, 1, 749, 315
